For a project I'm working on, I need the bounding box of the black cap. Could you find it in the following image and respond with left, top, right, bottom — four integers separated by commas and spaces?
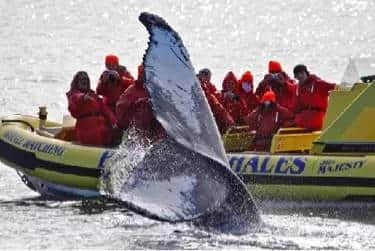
293, 64, 309, 76
198, 68, 211, 75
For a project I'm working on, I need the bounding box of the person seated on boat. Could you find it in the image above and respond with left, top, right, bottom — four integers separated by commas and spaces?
245, 90, 294, 151
207, 93, 236, 134
96, 69, 133, 112
115, 64, 165, 142
97, 55, 135, 111
104, 54, 134, 81
196, 69, 235, 134
66, 71, 117, 146
197, 68, 221, 99
220, 71, 249, 125
293, 64, 336, 131
238, 71, 259, 113
255, 60, 297, 112
118, 65, 134, 81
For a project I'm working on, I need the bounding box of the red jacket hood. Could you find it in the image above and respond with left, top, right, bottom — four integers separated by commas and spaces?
238, 71, 254, 95
222, 71, 238, 92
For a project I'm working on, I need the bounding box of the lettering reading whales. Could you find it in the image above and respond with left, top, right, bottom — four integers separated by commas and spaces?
106, 12, 260, 234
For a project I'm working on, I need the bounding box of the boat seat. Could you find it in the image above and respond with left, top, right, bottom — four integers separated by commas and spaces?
223, 126, 255, 152
270, 127, 321, 153
54, 127, 76, 141
54, 115, 77, 142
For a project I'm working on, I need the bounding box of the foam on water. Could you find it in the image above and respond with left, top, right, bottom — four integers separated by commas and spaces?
99, 127, 153, 197
99, 128, 199, 220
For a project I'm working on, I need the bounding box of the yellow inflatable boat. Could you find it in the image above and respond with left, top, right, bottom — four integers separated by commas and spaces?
0, 114, 107, 198
224, 82, 375, 201
1, 82, 375, 201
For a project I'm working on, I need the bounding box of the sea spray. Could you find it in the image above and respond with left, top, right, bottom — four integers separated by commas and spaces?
99, 127, 154, 198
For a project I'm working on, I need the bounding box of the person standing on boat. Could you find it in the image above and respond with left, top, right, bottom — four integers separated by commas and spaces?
293, 64, 336, 131
237, 71, 259, 113
197, 68, 235, 133
256, 60, 298, 112
115, 64, 165, 141
67, 71, 117, 146
245, 90, 294, 151
220, 71, 249, 125
96, 55, 134, 111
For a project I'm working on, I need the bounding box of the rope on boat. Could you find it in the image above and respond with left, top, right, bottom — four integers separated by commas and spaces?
1, 119, 35, 132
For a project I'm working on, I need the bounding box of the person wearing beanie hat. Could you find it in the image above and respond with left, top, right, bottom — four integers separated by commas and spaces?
261, 90, 276, 103
220, 71, 249, 125
293, 64, 336, 130
97, 54, 135, 112
244, 90, 294, 151
268, 60, 283, 73
255, 60, 298, 111
115, 64, 165, 142
238, 71, 259, 113
104, 54, 134, 80
105, 54, 119, 70
256, 60, 284, 98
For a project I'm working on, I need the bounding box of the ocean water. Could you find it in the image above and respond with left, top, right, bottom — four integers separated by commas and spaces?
1, 0, 375, 249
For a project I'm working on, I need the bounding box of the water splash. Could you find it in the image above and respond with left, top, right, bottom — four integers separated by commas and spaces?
99, 127, 154, 198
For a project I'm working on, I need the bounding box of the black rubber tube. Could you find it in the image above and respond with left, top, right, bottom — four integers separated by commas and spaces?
1, 119, 35, 132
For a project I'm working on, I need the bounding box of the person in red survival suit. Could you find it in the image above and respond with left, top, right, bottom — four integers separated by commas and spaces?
255, 60, 297, 112
220, 71, 249, 125
245, 90, 294, 152
115, 65, 165, 142
196, 69, 235, 134
66, 71, 117, 146
105, 54, 134, 81
97, 55, 135, 111
293, 64, 336, 131
238, 71, 259, 113
196, 68, 221, 100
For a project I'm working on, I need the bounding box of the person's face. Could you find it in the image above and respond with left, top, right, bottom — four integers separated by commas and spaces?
263, 100, 273, 109
242, 82, 252, 93
106, 62, 118, 71
198, 72, 211, 83
295, 71, 308, 84
77, 74, 90, 92
225, 80, 236, 91
272, 72, 285, 83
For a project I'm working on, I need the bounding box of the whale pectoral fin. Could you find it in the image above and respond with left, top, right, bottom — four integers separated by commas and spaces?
104, 12, 260, 233
116, 138, 229, 221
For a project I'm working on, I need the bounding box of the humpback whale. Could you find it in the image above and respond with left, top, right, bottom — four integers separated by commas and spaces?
104, 12, 260, 234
